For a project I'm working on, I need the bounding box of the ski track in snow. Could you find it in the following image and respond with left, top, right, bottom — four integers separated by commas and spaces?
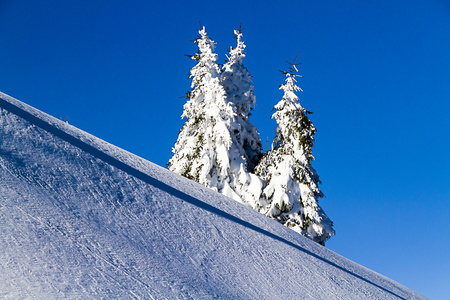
0, 92, 426, 299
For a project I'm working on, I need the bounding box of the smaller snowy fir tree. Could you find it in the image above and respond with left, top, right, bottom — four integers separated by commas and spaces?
255, 54, 334, 245
168, 26, 262, 209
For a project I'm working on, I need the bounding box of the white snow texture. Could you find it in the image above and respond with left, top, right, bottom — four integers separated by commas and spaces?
0, 92, 426, 299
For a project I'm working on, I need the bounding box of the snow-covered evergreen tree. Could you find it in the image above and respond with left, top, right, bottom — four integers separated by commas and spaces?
168, 26, 262, 208
221, 25, 262, 172
255, 56, 334, 245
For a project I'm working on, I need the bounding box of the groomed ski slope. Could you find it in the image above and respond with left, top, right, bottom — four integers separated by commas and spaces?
0, 92, 426, 299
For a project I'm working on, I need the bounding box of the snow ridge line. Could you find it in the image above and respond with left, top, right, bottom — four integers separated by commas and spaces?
0, 94, 405, 299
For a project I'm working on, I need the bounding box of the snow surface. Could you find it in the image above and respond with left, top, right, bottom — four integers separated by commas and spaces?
0, 91, 426, 299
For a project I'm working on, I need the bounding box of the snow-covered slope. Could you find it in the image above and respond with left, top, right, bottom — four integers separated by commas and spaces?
0, 91, 425, 299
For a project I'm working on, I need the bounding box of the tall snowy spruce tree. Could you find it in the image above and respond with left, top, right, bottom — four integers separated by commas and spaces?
255, 55, 334, 245
221, 25, 262, 172
220, 26, 264, 209
168, 26, 262, 208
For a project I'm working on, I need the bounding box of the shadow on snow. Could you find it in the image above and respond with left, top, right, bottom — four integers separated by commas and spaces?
0, 96, 405, 300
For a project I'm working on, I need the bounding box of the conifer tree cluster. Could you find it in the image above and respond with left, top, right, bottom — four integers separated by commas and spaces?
168, 25, 334, 245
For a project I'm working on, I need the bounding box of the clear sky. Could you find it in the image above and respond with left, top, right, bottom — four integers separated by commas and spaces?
1, 1, 449, 298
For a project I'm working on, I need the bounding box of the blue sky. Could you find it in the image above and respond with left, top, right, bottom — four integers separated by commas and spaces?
1, 1, 449, 298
